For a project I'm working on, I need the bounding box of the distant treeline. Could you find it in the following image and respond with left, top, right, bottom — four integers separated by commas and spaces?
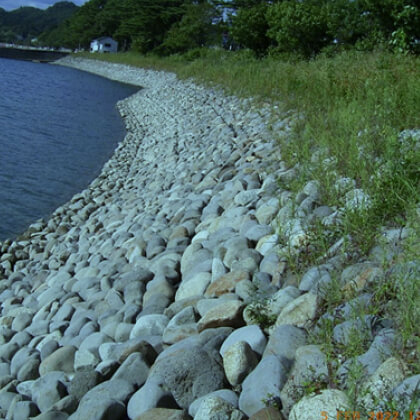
0, 2, 78, 44
3, 0, 419, 56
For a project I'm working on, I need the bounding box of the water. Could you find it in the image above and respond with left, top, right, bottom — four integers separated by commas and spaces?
0, 58, 139, 241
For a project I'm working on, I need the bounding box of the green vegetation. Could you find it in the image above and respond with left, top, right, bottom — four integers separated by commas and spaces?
0, 2, 77, 45
25, 0, 419, 55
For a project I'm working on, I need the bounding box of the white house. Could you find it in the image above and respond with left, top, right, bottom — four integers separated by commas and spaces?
90, 37, 118, 53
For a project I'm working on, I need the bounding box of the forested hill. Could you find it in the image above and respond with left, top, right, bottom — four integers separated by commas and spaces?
0, 2, 78, 44
40, 0, 418, 56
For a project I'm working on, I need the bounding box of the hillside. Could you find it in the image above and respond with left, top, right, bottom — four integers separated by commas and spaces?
0, 2, 78, 44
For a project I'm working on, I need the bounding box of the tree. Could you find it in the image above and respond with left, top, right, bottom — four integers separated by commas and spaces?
161, 1, 221, 54
231, 2, 271, 54
266, 0, 331, 57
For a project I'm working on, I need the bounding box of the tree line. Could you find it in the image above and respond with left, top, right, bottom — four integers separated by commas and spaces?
0, 2, 77, 44
5, 0, 420, 56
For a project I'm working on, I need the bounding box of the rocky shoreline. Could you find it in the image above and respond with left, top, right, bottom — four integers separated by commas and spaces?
0, 57, 418, 420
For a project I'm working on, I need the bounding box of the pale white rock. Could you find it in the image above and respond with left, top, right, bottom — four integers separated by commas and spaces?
289, 389, 350, 420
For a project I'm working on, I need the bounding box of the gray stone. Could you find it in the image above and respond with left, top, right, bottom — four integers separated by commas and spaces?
68, 370, 101, 401
127, 378, 179, 419
189, 390, 239, 417
358, 357, 406, 411
49, 395, 79, 415
280, 345, 329, 413
32, 372, 68, 412
289, 389, 349, 420
149, 346, 225, 409
31, 410, 69, 420
40, 340, 60, 361
337, 328, 397, 380
78, 379, 134, 406
274, 292, 318, 328
130, 314, 169, 339
239, 355, 288, 417
112, 352, 150, 388
10, 400, 40, 419
175, 273, 211, 301
220, 325, 267, 357
17, 356, 41, 381
11, 347, 38, 377
263, 324, 307, 370
99, 338, 157, 365
194, 396, 246, 420
392, 375, 420, 414
266, 287, 301, 317
163, 306, 198, 345
223, 341, 259, 386
69, 398, 126, 420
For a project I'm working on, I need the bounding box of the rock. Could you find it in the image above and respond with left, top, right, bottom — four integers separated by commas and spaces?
266, 287, 300, 317
280, 345, 329, 413
255, 199, 279, 225
249, 407, 285, 420
112, 352, 150, 388
149, 346, 225, 409
50, 395, 79, 415
39, 346, 76, 376
175, 273, 211, 301
333, 317, 374, 346
205, 272, 250, 298
274, 293, 318, 329
340, 263, 383, 297
345, 188, 371, 210
32, 372, 68, 412
223, 341, 258, 386
134, 408, 190, 420
77, 379, 134, 408
197, 300, 245, 332
127, 378, 179, 419
239, 355, 288, 417
99, 339, 157, 365
163, 306, 198, 345
31, 410, 69, 420
220, 325, 267, 357
299, 267, 330, 292
68, 370, 101, 401
129, 315, 169, 339
194, 396, 246, 420
69, 398, 126, 420
189, 390, 239, 417
392, 375, 420, 415
10, 400, 40, 419
288, 389, 350, 420
358, 357, 407, 411
263, 325, 307, 370
337, 328, 397, 380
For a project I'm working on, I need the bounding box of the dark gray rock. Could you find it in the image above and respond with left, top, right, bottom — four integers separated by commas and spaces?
69, 398, 126, 420
68, 370, 101, 401
10, 400, 40, 419
149, 346, 225, 409
263, 324, 307, 369
239, 355, 288, 417
32, 372, 68, 412
111, 352, 150, 388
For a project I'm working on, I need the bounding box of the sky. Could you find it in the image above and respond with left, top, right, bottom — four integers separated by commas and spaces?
0, 0, 87, 11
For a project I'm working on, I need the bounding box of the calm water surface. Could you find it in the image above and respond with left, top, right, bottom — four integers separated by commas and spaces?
0, 58, 138, 240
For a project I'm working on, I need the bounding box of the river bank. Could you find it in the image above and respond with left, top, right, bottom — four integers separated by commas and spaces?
0, 56, 418, 419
